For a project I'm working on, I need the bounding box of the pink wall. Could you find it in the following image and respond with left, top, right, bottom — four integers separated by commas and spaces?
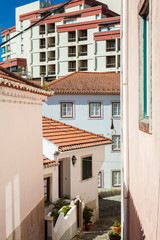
0, 87, 47, 240
122, 0, 160, 239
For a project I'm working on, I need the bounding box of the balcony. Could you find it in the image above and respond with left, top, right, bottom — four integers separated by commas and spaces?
106, 63, 116, 68
79, 51, 87, 56
39, 25, 45, 35
48, 28, 55, 33
78, 30, 87, 41
78, 36, 87, 41
48, 56, 55, 61
68, 31, 76, 42
48, 71, 56, 75
68, 52, 76, 57
68, 37, 76, 42
48, 42, 55, 48
79, 66, 88, 71
40, 58, 46, 62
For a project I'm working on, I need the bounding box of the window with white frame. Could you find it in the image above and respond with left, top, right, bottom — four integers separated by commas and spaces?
65, 19, 77, 24
112, 171, 121, 187
112, 135, 121, 151
139, 0, 152, 133
44, 177, 50, 201
112, 102, 120, 117
89, 102, 101, 118
61, 102, 73, 118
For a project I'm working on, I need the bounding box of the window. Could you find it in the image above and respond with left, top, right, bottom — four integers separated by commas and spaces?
21, 45, 24, 54
98, 171, 103, 188
106, 56, 116, 68
89, 102, 101, 118
2, 36, 6, 42
44, 177, 50, 201
65, 19, 77, 24
139, 0, 152, 133
106, 40, 116, 52
112, 171, 121, 187
82, 156, 92, 180
112, 102, 120, 117
68, 61, 76, 72
112, 135, 121, 151
2, 47, 6, 54
61, 102, 73, 118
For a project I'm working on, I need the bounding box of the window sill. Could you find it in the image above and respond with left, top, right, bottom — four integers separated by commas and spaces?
139, 119, 152, 134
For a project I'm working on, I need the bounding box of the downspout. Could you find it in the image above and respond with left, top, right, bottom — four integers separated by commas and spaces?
121, 0, 129, 239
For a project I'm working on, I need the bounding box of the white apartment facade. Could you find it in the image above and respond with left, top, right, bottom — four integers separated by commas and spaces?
0, 0, 120, 80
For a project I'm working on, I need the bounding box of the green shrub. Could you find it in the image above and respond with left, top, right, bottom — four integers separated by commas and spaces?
83, 206, 94, 223
54, 198, 69, 211
50, 210, 59, 226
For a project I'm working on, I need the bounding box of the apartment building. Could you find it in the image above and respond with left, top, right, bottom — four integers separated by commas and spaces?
0, 0, 120, 80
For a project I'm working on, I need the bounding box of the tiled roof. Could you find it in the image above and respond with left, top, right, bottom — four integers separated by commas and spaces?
42, 116, 112, 152
47, 72, 120, 95
0, 66, 53, 96
43, 155, 58, 168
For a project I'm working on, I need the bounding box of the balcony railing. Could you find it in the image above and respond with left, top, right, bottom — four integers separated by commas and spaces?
39, 30, 45, 35
68, 52, 76, 57
79, 51, 87, 56
78, 36, 87, 41
69, 68, 76, 72
48, 71, 56, 75
48, 29, 55, 33
106, 63, 116, 68
68, 37, 76, 42
48, 43, 55, 48
48, 56, 55, 61
40, 71, 46, 75
79, 66, 88, 71
106, 47, 116, 52
40, 44, 45, 49
40, 58, 46, 62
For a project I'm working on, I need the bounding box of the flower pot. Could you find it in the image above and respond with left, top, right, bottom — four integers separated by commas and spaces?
84, 222, 92, 231
113, 226, 121, 233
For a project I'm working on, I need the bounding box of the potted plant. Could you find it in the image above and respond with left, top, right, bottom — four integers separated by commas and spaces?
108, 231, 121, 240
83, 206, 94, 231
112, 220, 121, 233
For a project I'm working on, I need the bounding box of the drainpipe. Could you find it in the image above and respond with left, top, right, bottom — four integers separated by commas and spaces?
121, 0, 129, 239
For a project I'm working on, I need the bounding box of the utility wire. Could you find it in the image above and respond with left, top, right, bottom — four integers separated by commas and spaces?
0, 0, 73, 47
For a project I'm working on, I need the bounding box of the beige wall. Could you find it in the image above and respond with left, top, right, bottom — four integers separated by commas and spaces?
59, 145, 105, 222
122, 0, 160, 239
0, 87, 46, 240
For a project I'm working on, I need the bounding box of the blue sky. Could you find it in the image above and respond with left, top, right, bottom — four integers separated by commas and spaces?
0, 0, 65, 60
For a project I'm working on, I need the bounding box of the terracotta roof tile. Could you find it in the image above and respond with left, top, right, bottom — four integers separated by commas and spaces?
0, 66, 53, 96
42, 116, 112, 151
47, 72, 120, 95
43, 155, 58, 168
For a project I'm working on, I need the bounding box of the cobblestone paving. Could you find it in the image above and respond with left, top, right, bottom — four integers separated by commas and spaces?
72, 195, 121, 240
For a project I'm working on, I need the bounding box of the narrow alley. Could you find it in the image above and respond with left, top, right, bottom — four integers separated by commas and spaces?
72, 192, 121, 240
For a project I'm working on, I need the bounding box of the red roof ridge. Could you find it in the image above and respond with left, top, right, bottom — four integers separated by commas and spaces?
42, 116, 111, 141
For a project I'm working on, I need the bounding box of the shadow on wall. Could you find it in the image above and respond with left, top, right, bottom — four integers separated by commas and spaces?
128, 191, 146, 240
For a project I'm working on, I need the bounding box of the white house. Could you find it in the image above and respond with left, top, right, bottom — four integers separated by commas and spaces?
42, 116, 112, 225
42, 71, 121, 191
0, 66, 52, 240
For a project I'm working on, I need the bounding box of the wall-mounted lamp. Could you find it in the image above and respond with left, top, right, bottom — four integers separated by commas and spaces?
72, 155, 77, 166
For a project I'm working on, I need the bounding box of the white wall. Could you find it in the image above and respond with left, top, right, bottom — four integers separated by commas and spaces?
43, 94, 121, 190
